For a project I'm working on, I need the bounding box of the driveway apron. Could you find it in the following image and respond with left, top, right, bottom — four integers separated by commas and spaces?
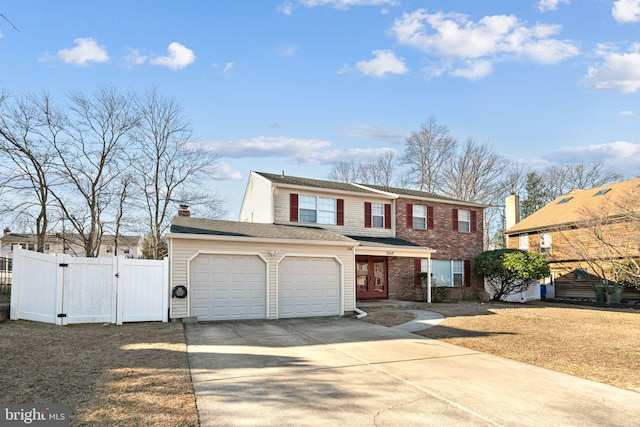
185, 317, 640, 427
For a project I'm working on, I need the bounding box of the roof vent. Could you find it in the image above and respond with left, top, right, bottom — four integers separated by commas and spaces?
593, 188, 611, 197
557, 196, 573, 205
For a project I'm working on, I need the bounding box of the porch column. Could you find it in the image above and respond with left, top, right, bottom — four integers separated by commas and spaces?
427, 258, 432, 304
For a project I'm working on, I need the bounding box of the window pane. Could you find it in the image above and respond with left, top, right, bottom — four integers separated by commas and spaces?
317, 210, 335, 224
299, 209, 317, 222
317, 197, 336, 224
299, 195, 316, 210
519, 233, 529, 250
413, 205, 426, 229
318, 197, 335, 211
372, 203, 384, 228
458, 209, 470, 233
431, 260, 452, 287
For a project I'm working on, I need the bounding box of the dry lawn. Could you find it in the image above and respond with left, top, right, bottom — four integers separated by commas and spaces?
363, 301, 640, 393
0, 321, 199, 426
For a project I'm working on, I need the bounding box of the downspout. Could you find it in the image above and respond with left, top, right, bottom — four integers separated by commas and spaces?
427, 258, 432, 304
354, 307, 368, 319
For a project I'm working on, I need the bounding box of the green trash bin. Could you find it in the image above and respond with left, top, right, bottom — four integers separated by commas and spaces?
594, 286, 624, 303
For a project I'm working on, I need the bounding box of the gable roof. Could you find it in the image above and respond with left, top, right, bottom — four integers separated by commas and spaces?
254, 171, 484, 207
170, 216, 356, 243
357, 183, 486, 208
254, 171, 378, 195
505, 177, 640, 234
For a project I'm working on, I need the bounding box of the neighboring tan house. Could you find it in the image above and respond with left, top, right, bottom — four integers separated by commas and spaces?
239, 171, 486, 302
504, 177, 640, 301
0, 229, 141, 259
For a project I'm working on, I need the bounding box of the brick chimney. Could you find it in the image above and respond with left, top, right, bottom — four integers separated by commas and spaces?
505, 195, 520, 230
178, 204, 191, 217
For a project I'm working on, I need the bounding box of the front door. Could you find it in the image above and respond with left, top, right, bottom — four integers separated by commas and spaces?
356, 256, 388, 300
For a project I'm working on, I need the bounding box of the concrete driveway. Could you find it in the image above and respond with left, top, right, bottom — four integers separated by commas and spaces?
185, 317, 640, 426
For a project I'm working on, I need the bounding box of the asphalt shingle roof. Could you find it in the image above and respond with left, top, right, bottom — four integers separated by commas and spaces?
171, 216, 356, 242
255, 171, 377, 194
505, 177, 640, 234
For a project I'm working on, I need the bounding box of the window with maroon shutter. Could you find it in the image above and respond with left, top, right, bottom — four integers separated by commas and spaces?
337, 199, 344, 226
364, 202, 372, 228
452, 208, 458, 231
406, 204, 413, 228
290, 193, 299, 222
464, 260, 471, 287
470, 210, 477, 233
384, 204, 391, 229
427, 206, 434, 230
414, 259, 422, 287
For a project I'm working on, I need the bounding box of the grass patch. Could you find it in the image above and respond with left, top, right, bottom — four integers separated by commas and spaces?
0, 321, 199, 426
366, 301, 640, 393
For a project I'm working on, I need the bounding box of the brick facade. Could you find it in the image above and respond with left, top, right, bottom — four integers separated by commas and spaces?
393, 197, 485, 301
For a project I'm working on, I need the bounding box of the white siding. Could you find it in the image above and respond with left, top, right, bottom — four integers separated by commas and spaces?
169, 237, 355, 319
273, 188, 395, 238
239, 172, 275, 223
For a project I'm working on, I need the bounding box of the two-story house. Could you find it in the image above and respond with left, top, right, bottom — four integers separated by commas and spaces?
166, 171, 485, 322
0, 229, 141, 259
504, 177, 640, 301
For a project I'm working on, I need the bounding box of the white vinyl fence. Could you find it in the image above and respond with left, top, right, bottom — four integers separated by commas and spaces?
10, 246, 169, 326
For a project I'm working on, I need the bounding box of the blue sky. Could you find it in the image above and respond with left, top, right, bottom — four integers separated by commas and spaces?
2, 0, 640, 219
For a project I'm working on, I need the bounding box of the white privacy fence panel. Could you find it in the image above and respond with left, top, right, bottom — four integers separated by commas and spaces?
10, 246, 169, 326
64, 257, 117, 325
118, 258, 169, 324
10, 249, 62, 324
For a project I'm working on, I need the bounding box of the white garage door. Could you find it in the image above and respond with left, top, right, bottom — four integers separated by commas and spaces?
278, 257, 340, 318
190, 254, 266, 321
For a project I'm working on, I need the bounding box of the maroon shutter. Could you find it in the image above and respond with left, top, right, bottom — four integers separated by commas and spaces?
452, 209, 459, 232
290, 193, 298, 222
464, 260, 471, 287
364, 202, 372, 228
337, 199, 344, 226
384, 204, 391, 229
414, 259, 422, 287
406, 204, 413, 229
427, 206, 434, 230
470, 210, 477, 233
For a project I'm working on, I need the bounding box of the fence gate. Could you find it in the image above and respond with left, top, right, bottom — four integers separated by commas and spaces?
10, 246, 169, 326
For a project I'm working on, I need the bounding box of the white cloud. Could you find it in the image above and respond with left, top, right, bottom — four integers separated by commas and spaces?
612, 0, 640, 24
150, 42, 195, 70
278, 44, 299, 56
198, 136, 396, 165
340, 125, 406, 142
546, 141, 640, 174
449, 60, 493, 81
388, 9, 578, 80
538, 0, 570, 13
209, 162, 243, 180
222, 62, 235, 76
620, 110, 639, 117
52, 38, 110, 65
583, 45, 640, 94
279, 0, 398, 14
354, 50, 408, 77
123, 47, 147, 67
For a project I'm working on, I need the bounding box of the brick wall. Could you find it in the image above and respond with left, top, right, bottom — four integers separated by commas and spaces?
393, 197, 485, 300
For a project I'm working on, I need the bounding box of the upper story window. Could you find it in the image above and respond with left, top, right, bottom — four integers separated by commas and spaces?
540, 232, 552, 253
371, 203, 384, 228
413, 205, 427, 229
457, 209, 471, 233
296, 194, 337, 225
365, 202, 391, 229
518, 233, 529, 250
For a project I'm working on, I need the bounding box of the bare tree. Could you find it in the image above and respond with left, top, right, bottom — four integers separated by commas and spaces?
400, 117, 457, 192
328, 159, 360, 183
131, 88, 225, 259
542, 161, 624, 200
440, 138, 509, 203
0, 90, 58, 251
50, 87, 140, 257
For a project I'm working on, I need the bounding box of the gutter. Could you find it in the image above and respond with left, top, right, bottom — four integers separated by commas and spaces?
354, 307, 368, 319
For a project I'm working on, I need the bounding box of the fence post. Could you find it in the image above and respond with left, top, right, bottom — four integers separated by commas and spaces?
116, 255, 124, 325
56, 253, 68, 326
162, 256, 170, 322
9, 245, 21, 320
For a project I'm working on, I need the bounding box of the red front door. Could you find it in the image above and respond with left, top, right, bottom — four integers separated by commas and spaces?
356, 256, 388, 300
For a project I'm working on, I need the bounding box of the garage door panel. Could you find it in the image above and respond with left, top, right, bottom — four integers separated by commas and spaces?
278, 257, 340, 318
190, 254, 266, 321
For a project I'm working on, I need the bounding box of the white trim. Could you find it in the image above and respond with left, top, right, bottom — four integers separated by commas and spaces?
167, 232, 357, 248
355, 246, 435, 258
186, 250, 269, 320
